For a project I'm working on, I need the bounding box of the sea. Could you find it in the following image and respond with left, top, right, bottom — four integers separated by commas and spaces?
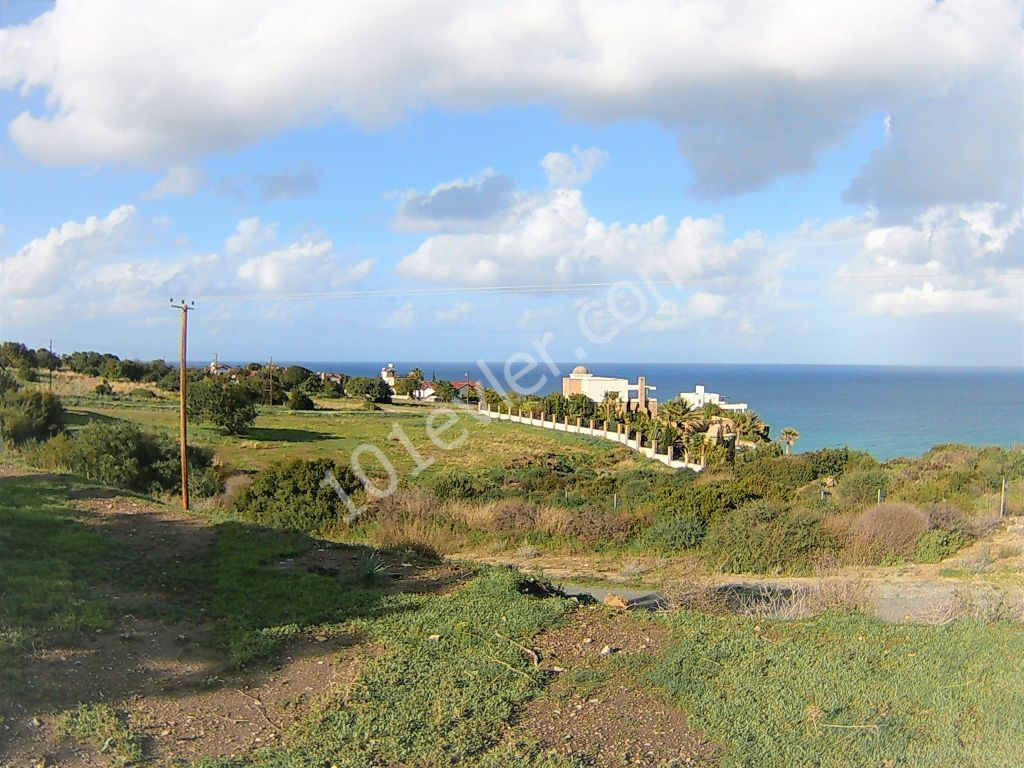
282, 361, 1023, 461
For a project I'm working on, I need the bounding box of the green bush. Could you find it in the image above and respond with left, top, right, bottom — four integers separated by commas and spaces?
703, 500, 836, 574
834, 468, 889, 510
0, 390, 65, 447
642, 512, 706, 552
94, 379, 114, 396
232, 458, 363, 535
287, 390, 315, 411
25, 421, 216, 496
345, 376, 392, 403
432, 469, 481, 501
0, 369, 19, 396
914, 529, 970, 563
188, 377, 258, 434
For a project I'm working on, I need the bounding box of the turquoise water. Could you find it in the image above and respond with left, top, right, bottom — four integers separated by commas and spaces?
290, 361, 1024, 460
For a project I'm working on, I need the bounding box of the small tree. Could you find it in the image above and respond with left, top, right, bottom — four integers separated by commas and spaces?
345, 376, 392, 403
779, 427, 800, 456
188, 378, 258, 434
94, 379, 114, 396
287, 390, 315, 411
0, 390, 65, 446
433, 379, 457, 403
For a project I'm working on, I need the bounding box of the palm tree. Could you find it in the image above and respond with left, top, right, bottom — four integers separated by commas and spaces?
409, 367, 424, 382
733, 410, 766, 442
660, 397, 696, 428
601, 390, 620, 424
779, 427, 800, 456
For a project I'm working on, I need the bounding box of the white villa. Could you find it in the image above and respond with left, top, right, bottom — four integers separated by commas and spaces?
562, 366, 657, 414
678, 384, 747, 412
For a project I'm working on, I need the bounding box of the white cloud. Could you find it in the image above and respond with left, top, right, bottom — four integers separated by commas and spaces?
145, 163, 205, 198
1, 1, 1018, 204
384, 301, 416, 329
1, 205, 136, 297
436, 301, 474, 321
541, 146, 608, 188
236, 237, 374, 293
642, 292, 725, 331
396, 186, 763, 288
857, 283, 1018, 317
0, 204, 223, 322
226, 217, 276, 257
836, 203, 1023, 317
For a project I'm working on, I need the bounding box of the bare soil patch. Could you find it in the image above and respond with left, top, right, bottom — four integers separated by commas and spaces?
0, 470, 466, 767
515, 606, 717, 767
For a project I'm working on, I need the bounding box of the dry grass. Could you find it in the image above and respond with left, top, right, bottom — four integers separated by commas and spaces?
920, 586, 1024, 624
535, 505, 571, 536
830, 502, 929, 564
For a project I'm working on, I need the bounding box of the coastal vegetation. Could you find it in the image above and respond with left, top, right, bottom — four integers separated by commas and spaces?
2, 341, 1022, 766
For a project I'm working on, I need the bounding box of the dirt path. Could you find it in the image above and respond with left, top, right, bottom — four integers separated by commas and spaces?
0, 469, 463, 767
453, 517, 1024, 623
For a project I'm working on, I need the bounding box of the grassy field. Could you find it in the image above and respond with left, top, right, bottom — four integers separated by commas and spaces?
67, 395, 632, 477
3, 471, 1024, 767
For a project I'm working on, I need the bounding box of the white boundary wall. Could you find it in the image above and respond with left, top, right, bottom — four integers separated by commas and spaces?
479, 405, 703, 472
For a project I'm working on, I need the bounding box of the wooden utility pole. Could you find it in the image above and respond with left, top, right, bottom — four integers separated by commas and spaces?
268, 356, 274, 406
171, 299, 195, 512
1000, 477, 1007, 517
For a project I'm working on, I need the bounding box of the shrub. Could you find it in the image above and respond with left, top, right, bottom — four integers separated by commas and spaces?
432, 469, 481, 501
0, 390, 65, 446
26, 421, 216, 496
487, 499, 539, 534
703, 501, 836, 574
345, 376, 392, 403
188, 378, 258, 434
287, 390, 315, 411
642, 512, 707, 552
914, 530, 970, 563
843, 502, 930, 564
94, 379, 114, 396
834, 468, 890, 510
566, 508, 638, 545
0, 368, 19, 396
232, 458, 362, 535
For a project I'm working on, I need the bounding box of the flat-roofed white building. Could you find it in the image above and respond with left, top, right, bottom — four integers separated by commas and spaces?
562, 366, 657, 414
679, 384, 747, 412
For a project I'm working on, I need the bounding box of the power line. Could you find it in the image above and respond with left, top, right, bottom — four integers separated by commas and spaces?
189, 272, 978, 304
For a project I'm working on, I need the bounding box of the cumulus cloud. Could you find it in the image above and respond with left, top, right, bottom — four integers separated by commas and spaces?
226, 217, 276, 257
384, 301, 416, 329
236, 236, 374, 293
145, 164, 205, 199
394, 169, 522, 232
396, 186, 763, 287
836, 203, 1023, 317
541, 146, 607, 188
436, 301, 474, 321
1, 1, 1018, 204
1, 205, 136, 297
642, 292, 725, 332
257, 166, 322, 201
0, 204, 218, 321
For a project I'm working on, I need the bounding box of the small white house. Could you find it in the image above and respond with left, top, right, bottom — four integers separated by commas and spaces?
679, 384, 747, 412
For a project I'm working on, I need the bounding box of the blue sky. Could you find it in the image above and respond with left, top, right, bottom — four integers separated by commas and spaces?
0, 1, 1021, 367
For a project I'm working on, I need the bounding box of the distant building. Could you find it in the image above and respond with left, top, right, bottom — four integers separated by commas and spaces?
209, 361, 235, 376
380, 363, 398, 389
562, 366, 657, 415
413, 379, 480, 402
678, 384, 747, 412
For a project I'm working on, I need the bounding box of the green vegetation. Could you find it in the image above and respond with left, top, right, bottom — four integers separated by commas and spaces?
24, 420, 218, 496
58, 703, 143, 766
240, 569, 574, 767
0, 389, 65, 446
188, 376, 259, 434
648, 611, 1024, 767
0, 475, 115, 692
231, 458, 361, 537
